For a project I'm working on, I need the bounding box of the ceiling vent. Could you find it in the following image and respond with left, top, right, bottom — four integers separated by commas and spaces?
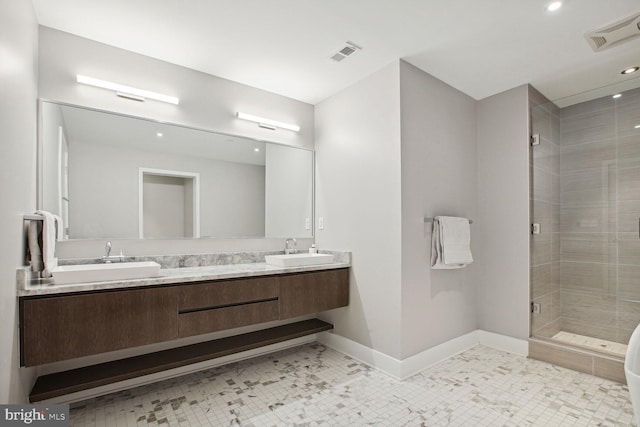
330, 41, 362, 62
585, 12, 640, 52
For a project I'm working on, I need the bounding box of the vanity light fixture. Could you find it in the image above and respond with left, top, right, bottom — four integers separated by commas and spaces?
621, 66, 639, 75
547, 1, 562, 12
613, 93, 622, 99
76, 75, 180, 105
236, 112, 300, 132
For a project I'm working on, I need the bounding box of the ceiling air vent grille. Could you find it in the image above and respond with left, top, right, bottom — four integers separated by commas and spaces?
585, 12, 640, 52
330, 41, 363, 62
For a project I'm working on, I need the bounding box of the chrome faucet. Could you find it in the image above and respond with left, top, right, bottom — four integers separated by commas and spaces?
104, 241, 112, 262
285, 238, 297, 254
102, 241, 124, 263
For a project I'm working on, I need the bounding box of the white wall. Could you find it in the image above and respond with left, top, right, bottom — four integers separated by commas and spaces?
315, 62, 403, 359
0, 0, 38, 403
399, 61, 478, 358
38, 26, 314, 257
476, 85, 530, 339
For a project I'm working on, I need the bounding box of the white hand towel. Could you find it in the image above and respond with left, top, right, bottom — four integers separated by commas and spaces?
28, 219, 43, 273
35, 210, 62, 278
431, 216, 473, 269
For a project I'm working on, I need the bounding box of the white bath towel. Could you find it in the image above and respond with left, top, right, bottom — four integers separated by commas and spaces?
35, 210, 63, 277
431, 216, 473, 269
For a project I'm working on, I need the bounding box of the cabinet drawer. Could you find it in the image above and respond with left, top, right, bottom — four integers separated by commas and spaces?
179, 277, 279, 311
178, 300, 279, 337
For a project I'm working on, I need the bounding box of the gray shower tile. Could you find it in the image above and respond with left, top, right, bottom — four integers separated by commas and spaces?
560, 204, 616, 233
531, 136, 559, 173
531, 232, 552, 266
560, 261, 616, 296
618, 200, 640, 233
560, 108, 615, 145
618, 299, 640, 334
560, 96, 615, 120
560, 289, 617, 327
531, 290, 560, 335
618, 134, 640, 168
560, 232, 616, 264
551, 113, 560, 144
532, 166, 553, 203
560, 138, 615, 174
530, 264, 551, 300
619, 167, 640, 200
619, 265, 640, 300
561, 169, 617, 206
619, 232, 640, 265
531, 104, 551, 141
617, 98, 640, 137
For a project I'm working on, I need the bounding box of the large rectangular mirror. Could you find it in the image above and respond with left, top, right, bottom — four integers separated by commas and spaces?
39, 101, 313, 240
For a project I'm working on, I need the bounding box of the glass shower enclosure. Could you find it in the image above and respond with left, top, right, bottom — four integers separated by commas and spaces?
530, 85, 640, 361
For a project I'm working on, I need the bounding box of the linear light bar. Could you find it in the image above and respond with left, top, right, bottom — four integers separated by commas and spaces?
236, 112, 300, 132
76, 75, 179, 105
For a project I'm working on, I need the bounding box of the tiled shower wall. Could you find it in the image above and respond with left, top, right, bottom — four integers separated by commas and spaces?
558, 87, 640, 345
530, 86, 562, 338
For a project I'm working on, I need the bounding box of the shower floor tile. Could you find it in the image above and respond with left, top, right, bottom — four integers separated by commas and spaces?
69, 343, 634, 426
552, 331, 628, 358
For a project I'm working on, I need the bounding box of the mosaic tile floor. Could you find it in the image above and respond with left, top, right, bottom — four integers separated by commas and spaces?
69, 343, 635, 426
552, 331, 628, 358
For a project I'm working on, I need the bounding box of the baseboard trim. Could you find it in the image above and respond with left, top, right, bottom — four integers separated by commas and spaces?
318, 329, 529, 380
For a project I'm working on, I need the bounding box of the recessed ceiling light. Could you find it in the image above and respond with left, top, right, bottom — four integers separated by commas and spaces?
156, 132, 163, 137
613, 94, 622, 99
547, 1, 562, 11
621, 66, 639, 75
254, 148, 260, 152
635, 125, 640, 129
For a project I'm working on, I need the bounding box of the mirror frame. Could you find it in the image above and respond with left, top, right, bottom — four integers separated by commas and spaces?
36, 99, 315, 241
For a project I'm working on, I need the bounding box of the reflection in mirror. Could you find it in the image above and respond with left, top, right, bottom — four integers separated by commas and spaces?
39, 101, 313, 240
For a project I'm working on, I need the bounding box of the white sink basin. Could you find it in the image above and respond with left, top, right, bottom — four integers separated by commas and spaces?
265, 253, 334, 267
51, 261, 161, 285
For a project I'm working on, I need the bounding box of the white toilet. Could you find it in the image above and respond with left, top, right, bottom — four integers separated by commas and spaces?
625, 323, 640, 426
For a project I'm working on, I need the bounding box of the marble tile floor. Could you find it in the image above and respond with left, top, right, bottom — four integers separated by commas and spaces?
69, 343, 634, 426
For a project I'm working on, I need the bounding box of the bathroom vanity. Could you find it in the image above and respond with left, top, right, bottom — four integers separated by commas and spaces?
18, 255, 350, 401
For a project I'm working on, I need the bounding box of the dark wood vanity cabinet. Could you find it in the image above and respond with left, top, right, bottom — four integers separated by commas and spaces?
20, 287, 178, 366
279, 269, 349, 319
20, 268, 349, 367
177, 277, 280, 338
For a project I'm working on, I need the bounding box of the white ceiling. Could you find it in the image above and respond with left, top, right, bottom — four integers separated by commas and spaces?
31, 0, 640, 106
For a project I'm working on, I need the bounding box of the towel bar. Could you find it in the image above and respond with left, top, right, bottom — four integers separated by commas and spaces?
24, 214, 44, 221
424, 217, 473, 224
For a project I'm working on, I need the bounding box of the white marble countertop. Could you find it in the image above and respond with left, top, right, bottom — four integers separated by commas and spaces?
18, 260, 350, 297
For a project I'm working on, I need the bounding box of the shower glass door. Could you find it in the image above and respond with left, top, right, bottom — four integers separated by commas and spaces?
530, 86, 640, 358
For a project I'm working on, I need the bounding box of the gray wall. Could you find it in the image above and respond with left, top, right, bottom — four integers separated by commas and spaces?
316, 61, 403, 359
0, 0, 38, 403
476, 85, 530, 340
399, 61, 478, 358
